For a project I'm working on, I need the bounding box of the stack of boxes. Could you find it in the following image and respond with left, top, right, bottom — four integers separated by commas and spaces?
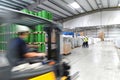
98, 31, 104, 41
63, 37, 72, 55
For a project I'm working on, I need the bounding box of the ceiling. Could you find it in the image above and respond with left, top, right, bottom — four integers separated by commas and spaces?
0, 0, 120, 22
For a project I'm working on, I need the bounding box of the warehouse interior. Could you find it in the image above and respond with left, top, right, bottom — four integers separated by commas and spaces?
0, 0, 120, 80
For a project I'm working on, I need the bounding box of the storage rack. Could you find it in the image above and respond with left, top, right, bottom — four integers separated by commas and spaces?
0, 7, 63, 80
21, 9, 53, 52
0, 24, 17, 52
0, 8, 54, 53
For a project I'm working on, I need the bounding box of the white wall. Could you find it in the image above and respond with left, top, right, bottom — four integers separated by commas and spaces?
63, 11, 120, 29
84, 26, 120, 38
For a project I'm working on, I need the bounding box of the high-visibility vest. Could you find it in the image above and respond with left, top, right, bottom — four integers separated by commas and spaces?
84, 37, 88, 42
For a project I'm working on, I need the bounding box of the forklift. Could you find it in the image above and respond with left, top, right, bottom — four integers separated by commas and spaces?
0, 8, 70, 80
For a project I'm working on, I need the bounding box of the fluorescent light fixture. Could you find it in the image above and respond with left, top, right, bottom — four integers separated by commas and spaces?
118, 3, 120, 6
67, 5, 76, 10
69, 2, 80, 9
80, 10, 84, 13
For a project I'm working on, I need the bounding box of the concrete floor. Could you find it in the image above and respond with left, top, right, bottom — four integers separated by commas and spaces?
65, 41, 120, 80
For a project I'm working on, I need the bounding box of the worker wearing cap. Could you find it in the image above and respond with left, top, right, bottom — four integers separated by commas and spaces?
7, 25, 46, 66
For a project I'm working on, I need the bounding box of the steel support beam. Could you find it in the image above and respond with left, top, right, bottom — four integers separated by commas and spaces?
117, 0, 120, 7
100, 0, 104, 8
107, 0, 110, 8
42, 3, 69, 16
62, 0, 81, 14
75, 0, 88, 12
59, 7, 120, 22
0, 3, 17, 9
27, 0, 48, 10
86, 0, 94, 10
0, 1, 24, 10
35, 7, 64, 17
10, 0, 28, 7
20, 0, 31, 5
95, 0, 100, 9
48, 0, 74, 15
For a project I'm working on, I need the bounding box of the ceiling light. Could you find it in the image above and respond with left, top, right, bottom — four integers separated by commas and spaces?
118, 3, 120, 6
69, 2, 80, 9
67, 5, 76, 10
80, 10, 84, 13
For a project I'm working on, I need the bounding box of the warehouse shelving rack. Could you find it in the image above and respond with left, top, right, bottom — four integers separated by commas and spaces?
0, 8, 69, 80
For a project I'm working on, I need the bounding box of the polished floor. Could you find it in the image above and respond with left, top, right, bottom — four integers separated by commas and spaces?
65, 41, 120, 80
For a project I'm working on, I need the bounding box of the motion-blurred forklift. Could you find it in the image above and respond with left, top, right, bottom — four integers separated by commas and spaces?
0, 8, 70, 80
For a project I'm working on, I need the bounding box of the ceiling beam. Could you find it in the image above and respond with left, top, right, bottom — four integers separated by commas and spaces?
100, 0, 104, 8
0, 1, 24, 10
10, 0, 28, 7
27, 0, 70, 17
46, 1, 72, 16
59, 7, 120, 22
42, 3, 69, 16
75, 0, 88, 12
117, 0, 120, 7
34, 7, 63, 20
53, 15, 62, 19
37, 5, 66, 17
107, 0, 110, 8
86, 0, 94, 10
34, 7, 43, 11
48, 0, 74, 15
27, 0, 48, 10
95, 0, 100, 9
0, 2, 17, 9
9, 1, 27, 8
20, 0, 31, 5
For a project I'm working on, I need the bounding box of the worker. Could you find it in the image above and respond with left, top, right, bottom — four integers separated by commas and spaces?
83, 36, 89, 48
7, 25, 46, 66
84, 36, 89, 48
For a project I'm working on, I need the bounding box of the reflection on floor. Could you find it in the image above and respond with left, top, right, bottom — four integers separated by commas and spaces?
65, 41, 120, 80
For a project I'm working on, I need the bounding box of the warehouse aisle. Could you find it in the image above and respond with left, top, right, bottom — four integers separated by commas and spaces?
65, 41, 120, 80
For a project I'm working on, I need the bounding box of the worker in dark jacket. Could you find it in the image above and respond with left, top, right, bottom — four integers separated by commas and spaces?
7, 25, 46, 66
